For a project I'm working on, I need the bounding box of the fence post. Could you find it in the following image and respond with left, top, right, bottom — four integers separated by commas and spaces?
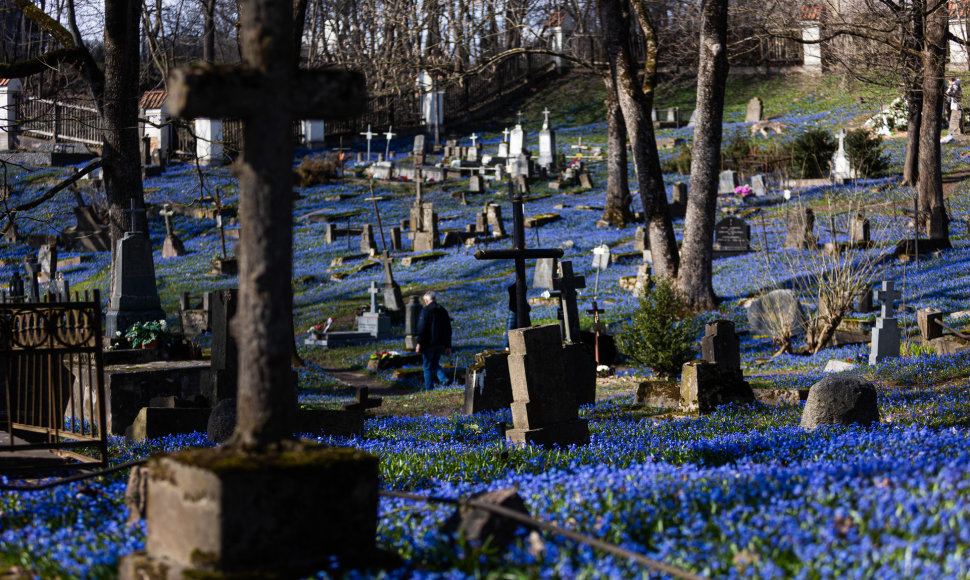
0, 79, 21, 151
53, 101, 61, 143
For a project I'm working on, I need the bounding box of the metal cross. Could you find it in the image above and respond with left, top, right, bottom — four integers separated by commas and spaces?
873, 280, 900, 320
475, 176, 563, 328
586, 300, 606, 365
553, 260, 586, 344
364, 183, 389, 252
123, 200, 147, 235
361, 124, 376, 162
384, 125, 395, 160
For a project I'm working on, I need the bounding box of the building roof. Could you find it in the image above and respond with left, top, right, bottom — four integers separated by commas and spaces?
0, 79, 10, 87
139, 89, 167, 110
800, 5, 824, 21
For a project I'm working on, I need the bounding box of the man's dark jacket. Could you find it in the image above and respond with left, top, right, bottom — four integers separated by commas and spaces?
416, 301, 452, 349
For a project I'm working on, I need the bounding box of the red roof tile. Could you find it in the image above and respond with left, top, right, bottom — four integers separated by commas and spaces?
800, 5, 823, 21
139, 89, 167, 110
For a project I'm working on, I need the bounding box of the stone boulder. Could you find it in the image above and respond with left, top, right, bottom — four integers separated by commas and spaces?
206, 398, 237, 443
800, 374, 879, 429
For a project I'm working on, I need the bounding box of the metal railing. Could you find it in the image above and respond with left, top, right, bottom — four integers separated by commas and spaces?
0, 290, 108, 472
18, 96, 103, 146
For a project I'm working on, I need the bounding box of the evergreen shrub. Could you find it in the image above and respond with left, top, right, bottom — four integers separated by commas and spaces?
616, 278, 701, 379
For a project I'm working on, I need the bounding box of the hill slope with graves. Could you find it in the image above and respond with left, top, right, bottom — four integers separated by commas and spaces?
3, 72, 970, 577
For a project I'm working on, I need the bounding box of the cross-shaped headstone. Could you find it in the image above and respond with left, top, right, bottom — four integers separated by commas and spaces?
361, 124, 376, 162
586, 300, 606, 365
159, 203, 177, 237
873, 280, 900, 319
475, 178, 563, 328
502, 127, 510, 143
166, 6, 366, 444
364, 191, 389, 251
22, 258, 40, 302
124, 200, 147, 234
8, 271, 24, 300
515, 110, 524, 126
542, 108, 551, 129
342, 386, 383, 412
367, 281, 381, 314
384, 126, 395, 160
553, 261, 586, 344
469, 133, 479, 147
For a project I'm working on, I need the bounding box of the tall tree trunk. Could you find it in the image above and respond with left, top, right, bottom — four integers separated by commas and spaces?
918, 2, 950, 243
676, 0, 728, 312
902, 0, 925, 186
102, 0, 145, 239
598, 0, 678, 279
600, 78, 633, 227
202, 0, 216, 63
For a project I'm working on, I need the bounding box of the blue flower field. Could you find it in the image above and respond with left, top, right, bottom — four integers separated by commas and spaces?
3, 75, 970, 578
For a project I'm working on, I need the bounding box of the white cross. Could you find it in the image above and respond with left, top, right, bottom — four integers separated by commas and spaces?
542, 108, 551, 129
361, 124, 376, 161
502, 128, 510, 143
469, 133, 479, 147
384, 125, 395, 160
516, 110, 524, 126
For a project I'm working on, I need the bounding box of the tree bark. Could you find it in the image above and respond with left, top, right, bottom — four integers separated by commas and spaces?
230, 0, 299, 449
676, 0, 728, 312
102, 0, 145, 240
598, 0, 678, 279
202, 0, 216, 63
600, 77, 633, 227
918, 2, 950, 243
902, 0, 925, 186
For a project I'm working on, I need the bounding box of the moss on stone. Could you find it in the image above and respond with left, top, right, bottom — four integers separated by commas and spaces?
169, 443, 377, 475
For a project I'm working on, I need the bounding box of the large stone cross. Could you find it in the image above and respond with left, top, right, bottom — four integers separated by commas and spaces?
475, 178, 563, 328
159, 203, 176, 237
553, 260, 586, 344
166, 1, 365, 447
469, 133, 479, 147
542, 108, 551, 129
368, 281, 381, 314
502, 127, 511, 143
874, 280, 900, 320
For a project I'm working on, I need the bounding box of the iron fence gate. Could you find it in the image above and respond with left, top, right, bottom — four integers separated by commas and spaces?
0, 290, 108, 470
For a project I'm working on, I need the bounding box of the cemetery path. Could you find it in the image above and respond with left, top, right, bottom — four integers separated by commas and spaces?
323, 367, 395, 392
943, 167, 970, 196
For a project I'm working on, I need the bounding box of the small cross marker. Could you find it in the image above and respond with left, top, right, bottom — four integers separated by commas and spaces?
361, 124, 376, 161
469, 133, 479, 147
873, 280, 900, 319
384, 126, 396, 160
502, 127, 511, 143
542, 108, 551, 129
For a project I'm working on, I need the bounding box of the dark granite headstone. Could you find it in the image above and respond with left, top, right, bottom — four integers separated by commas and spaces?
713, 216, 751, 253
203, 288, 238, 405
105, 230, 165, 337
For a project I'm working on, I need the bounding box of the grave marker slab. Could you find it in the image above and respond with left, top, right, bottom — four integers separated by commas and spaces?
718, 170, 739, 195
747, 289, 809, 336
869, 281, 900, 364
745, 97, 763, 123
713, 216, 751, 256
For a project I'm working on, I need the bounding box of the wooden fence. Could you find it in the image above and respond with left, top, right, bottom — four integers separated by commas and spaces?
18, 96, 102, 146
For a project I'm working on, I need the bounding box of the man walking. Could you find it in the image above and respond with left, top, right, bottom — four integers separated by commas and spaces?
416, 290, 452, 389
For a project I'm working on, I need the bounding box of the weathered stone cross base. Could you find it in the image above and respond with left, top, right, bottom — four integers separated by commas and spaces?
680, 361, 755, 414
119, 445, 380, 579
504, 324, 590, 448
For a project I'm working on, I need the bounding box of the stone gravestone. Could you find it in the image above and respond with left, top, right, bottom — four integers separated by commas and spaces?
749, 174, 767, 197
404, 295, 421, 350
747, 289, 809, 337
50, 272, 70, 300
831, 129, 854, 181
357, 281, 391, 339
485, 203, 507, 238
464, 350, 513, 414
950, 103, 964, 136
160, 203, 187, 258
669, 182, 687, 219
469, 174, 484, 193
360, 223, 378, 254
682, 320, 754, 414
554, 262, 596, 405
389, 226, 402, 251
745, 97, 763, 123
784, 207, 816, 249
869, 281, 900, 365
379, 252, 404, 312
509, 123, 525, 157
202, 289, 238, 405
634, 226, 648, 251
106, 205, 165, 337
532, 258, 557, 290
800, 374, 879, 429
505, 324, 590, 447
917, 308, 944, 342
22, 258, 40, 302
849, 214, 870, 243
538, 127, 556, 171
718, 170, 739, 195
412, 203, 440, 252
713, 216, 751, 255
37, 243, 57, 283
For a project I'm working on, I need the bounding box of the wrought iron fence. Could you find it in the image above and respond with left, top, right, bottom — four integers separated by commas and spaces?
0, 290, 108, 472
